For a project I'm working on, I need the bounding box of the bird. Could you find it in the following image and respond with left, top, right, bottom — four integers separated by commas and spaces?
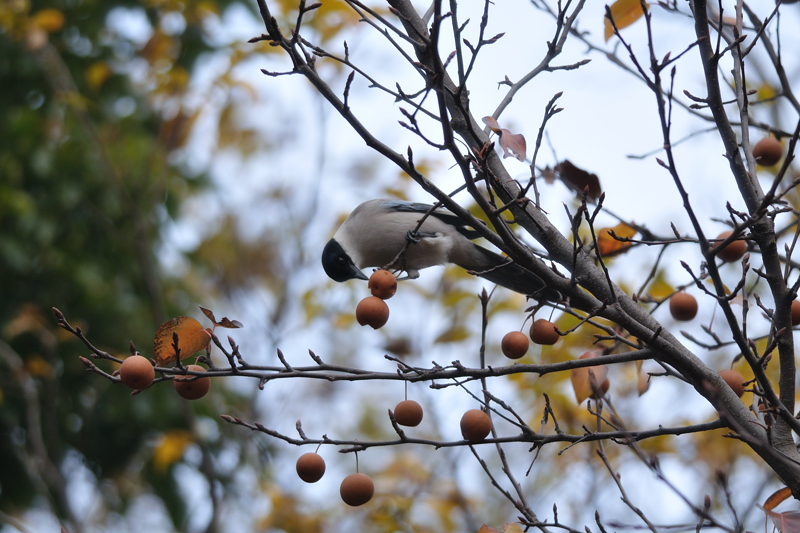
322, 199, 553, 298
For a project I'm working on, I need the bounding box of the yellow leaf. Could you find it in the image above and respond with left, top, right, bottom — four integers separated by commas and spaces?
756, 83, 777, 102
604, 0, 648, 42
645, 271, 674, 300
435, 325, 470, 344
153, 316, 212, 366
85, 62, 112, 91
32, 9, 65, 32
638, 369, 650, 396
705, 277, 731, 296
152, 430, 193, 473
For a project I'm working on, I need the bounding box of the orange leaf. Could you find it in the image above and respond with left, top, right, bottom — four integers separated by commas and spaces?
597, 223, 637, 257
153, 317, 212, 366
764, 487, 793, 512
604, 0, 648, 42
32, 9, 65, 32
570, 351, 609, 404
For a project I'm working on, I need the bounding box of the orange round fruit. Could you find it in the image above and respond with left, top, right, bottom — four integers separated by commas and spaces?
753, 137, 782, 166
718, 369, 746, 398
340, 473, 374, 506
669, 292, 698, 321
368, 269, 397, 300
529, 319, 559, 345
296, 453, 326, 483
356, 296, 390, 329
791, 300, 800, 327
716, 231, 747, 263
119, 355, 155, 390
501, 331, 529, 359
394, 400, 423, 427
173, 364, 210, 400
460, 409, 492, 442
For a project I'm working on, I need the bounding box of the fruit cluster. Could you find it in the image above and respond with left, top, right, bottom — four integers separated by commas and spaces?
295, 452, 375, 506
292, 399, 496, 506
119, 355, 212, 400
355, 270, 397, 329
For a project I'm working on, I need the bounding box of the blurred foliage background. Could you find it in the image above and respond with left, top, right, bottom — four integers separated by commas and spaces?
2, 1, 797, 532
0, 0, 276, 530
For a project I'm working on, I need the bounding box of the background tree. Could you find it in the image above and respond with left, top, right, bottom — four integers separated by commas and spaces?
0, 0, 358, 531
5, 1, 800, 533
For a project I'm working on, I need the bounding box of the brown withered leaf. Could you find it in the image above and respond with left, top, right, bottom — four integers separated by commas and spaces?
153, 316, 212, 366
199, 306, 216, 323
199, 306, 243, 328
555, 160, 602, 201
482, 116, 527, 161
541, 166, 557, 184
217, 317, 243, 328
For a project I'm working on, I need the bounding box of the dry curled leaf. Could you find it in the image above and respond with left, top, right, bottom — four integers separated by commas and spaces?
759, 507, 800, 533
199, 306, 217, 323
482, 116, 527, 161
153, 316, 212, 366
604, 0, 648, 42
199, 306, 243, 328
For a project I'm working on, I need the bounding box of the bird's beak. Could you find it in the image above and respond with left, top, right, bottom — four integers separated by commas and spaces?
352, 266, 369, 280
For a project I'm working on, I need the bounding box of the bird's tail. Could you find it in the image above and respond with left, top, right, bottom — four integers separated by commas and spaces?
462, 246, 560, 301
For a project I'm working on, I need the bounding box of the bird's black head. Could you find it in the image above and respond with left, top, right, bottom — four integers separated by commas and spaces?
322, 238, 368, 282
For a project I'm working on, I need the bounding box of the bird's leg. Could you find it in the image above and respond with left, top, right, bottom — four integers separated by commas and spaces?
395, 269, 420, 281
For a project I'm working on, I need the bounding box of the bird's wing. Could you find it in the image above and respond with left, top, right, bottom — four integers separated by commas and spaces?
454, 245, 554, 298
381, 200, 482, 239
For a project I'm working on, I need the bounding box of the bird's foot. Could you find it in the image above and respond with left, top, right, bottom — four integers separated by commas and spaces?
406, 230, 421, 244
395, 269, 420, 281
